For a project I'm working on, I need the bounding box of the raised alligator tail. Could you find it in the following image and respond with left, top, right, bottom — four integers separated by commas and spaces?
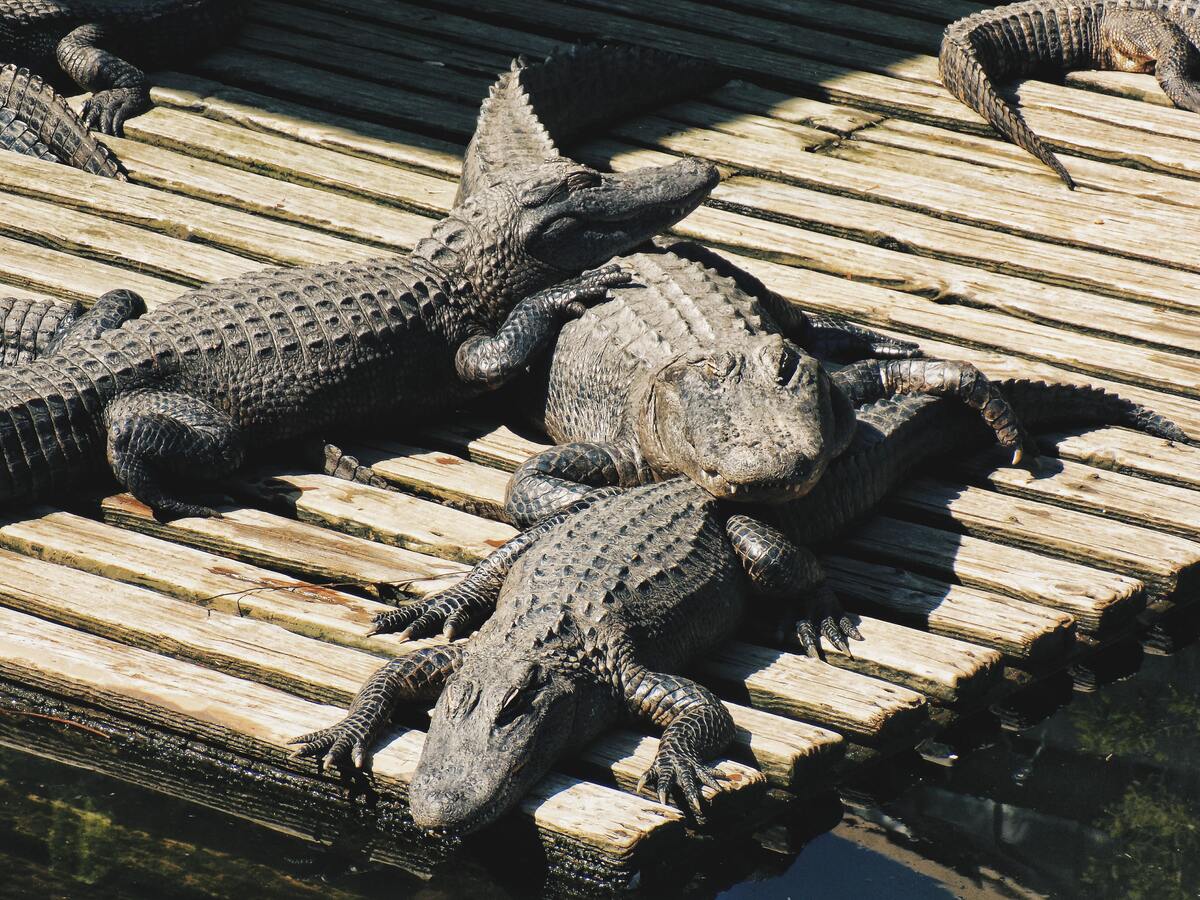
998, 379, 1192, 444
458, 44, 727, 202
0, 356, 119, 504
0, 65, 127, 180
938, 33, 1074, 189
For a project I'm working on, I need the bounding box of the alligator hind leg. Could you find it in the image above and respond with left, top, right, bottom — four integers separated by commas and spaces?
0, 296, 81, 366
616, 649, 735, 823
290, 645, 465, 770
504, 441, 651, 527
833, 358, 1036, 464
56, 24, 150, 135
726, 513, 861, 658
104, 389, 244, 520
45, 289, 145, 355
1102, 12, 1200, 112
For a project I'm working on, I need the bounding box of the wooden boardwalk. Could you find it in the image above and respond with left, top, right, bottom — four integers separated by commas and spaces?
2, 0, 1200, 891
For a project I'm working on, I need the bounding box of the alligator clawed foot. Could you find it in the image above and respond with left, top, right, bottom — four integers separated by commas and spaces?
553, 264, 632, 317
81, 87, 148, 137
288, 719, 373, 773
637, 745, 724, 824
793, 586, 862, 659
369, 592, 478, 641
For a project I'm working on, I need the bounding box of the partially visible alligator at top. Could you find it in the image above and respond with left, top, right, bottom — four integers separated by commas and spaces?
451, 46, 1033, 654
940, 0, 1200, 187
291, 378, 1188, 833
1, 0, 243, 137
0, 147, 718, 517
0, 63, 124, 176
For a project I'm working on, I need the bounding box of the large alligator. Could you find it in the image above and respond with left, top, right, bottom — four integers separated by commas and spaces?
0, 63, 124, 176
0, 150, 718, 517
940, 0, 1200, 187
291, 380, 1186, 832
447, 46, 1032, 654
0, 0, 242, 136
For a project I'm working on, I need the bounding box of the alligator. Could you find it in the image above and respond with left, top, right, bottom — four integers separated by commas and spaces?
0, 150, 718, 518
291, 379, 1187, 832
1, 0, 243, 137
940, 0, 1200, 187
452, 46, 1034, 654
0, 63, 124, 176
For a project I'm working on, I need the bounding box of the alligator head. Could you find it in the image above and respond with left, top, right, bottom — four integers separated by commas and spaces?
416, 157, 719, 328
638, 334, 857, 502
409, 650, 586, 834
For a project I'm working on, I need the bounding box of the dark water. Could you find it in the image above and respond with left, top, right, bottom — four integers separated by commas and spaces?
3, 642, 1198, 900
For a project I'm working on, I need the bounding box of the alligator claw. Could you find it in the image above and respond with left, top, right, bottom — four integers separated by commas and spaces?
289, 717, 374, 772
81, 87, 148, 137
548, 264, 632, 318
638, 746, 723, 825
370, 589, 486, 641
791, 585, 863, 659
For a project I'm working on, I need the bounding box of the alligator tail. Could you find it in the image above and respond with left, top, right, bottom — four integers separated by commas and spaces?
459, 43, 727, 201
779, 380, 1189, 544
0, 296, 82, 366
938, 33, 1074, 189
0, 355, 123, 504
0, 65, 126, 179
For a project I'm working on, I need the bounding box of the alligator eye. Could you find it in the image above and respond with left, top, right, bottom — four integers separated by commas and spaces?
706, 352, 736, 379
565, 169, 601, 191
495, 687, 525, 727
777, 346, 801, 385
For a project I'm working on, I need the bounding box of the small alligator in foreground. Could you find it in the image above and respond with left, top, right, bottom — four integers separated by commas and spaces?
0, 63, 123, 176
0, 150, 717, 517
940, 0, 1200, 187
292, 380, 1187, 832
452, 46, 1032, 654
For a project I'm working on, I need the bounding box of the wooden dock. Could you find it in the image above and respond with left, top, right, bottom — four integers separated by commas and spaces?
2, 0, 1200, 891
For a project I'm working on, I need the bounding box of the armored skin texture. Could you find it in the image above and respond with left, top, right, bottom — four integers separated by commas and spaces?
0, 149, 719, 518
940, 0, 1200, 187
0, 0, 243, 136
0, 63, 123, 175
291, 380, 1188, 833
457, 46, 1036, 654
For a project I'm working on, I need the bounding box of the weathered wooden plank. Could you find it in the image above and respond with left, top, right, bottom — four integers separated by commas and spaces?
702, 643, 928, 744
414, 421, 554, 471
1045, 428, 1200, 491
812, 618, 1001, 703
99, 494, 467, 598
890, 479, 1200, 597
691, 0, 944, 51
343, 439, 512, 520
0, 235, 183, 308
824, 558, 1075, 662
0, 189, 256, 286
0, 604, 686, 859
0, 507, 435, 655
235, 470, 517, 564
723, 703, 844, 789
958, 452, 1200, 542
150, 75, 463, 177
678, 204, 1200, 354
123, 106, 457, 215
852, 117, 1200, 210
706, 81, 883, 135
107, 136, 433, 251
842, 518, 1144, 634
0, 144, 373, 267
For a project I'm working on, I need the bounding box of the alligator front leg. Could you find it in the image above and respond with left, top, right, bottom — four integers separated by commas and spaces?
56, 24, 151, 135
725, 513, 861, 658
455, 265, 630, 388
1102, 12, 1200, 112
833, 358, 1036, 464
290, 645, 465, 770
616, 651, 736, 823
505, 441, 651, 527
45, 289, 145, 355
104, 389, 245, 520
